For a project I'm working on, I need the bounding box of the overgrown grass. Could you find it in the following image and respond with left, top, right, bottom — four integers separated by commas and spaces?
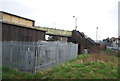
2, 67, 36, 79
2, 54, 119, 79
101, 49, 119, 57
40, 54, 119, 79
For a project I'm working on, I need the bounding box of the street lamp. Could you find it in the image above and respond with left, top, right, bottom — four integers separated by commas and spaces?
96, 27, 98, 42
73, 16, 77, 30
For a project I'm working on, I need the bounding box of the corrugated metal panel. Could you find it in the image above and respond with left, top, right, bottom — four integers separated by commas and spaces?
28, 28, 32, 41
8, 25, 11, 41
13, 25, 18, 41
12, 25, 17, 41
37, 31, 40, 41
2, 23, 4, 41
36, 30, 38, 41
2, 23, 46, 42
20, 27, 24, 41
4, 24, 9, 41
24, 28, 27, 41
18, 27, 21, 41
26, 28, 29, 41
32, 30, 36, 41
11, 25, 15, 41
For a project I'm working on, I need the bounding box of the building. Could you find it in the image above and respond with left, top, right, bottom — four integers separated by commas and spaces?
102, 37, 119, 50
0, 11, 46, 41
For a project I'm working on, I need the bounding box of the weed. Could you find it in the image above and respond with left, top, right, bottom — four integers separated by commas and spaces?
2, 53, 119, 79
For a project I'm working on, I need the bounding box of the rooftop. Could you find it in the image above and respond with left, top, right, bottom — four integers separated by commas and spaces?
0, 11, 35, 21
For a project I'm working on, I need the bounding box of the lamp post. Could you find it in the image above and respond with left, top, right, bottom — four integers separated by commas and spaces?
96, 27, 98, 42
73, 16, 77, 30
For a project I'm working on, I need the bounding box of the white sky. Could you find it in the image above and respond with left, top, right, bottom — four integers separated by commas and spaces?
0, 0, 119, 40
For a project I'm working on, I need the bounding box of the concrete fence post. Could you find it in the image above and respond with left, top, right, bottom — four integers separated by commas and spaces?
56, 41, 59, 65
9, 41, 14, 69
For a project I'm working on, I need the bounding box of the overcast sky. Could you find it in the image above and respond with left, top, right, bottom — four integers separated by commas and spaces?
0, 0, 119, 40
